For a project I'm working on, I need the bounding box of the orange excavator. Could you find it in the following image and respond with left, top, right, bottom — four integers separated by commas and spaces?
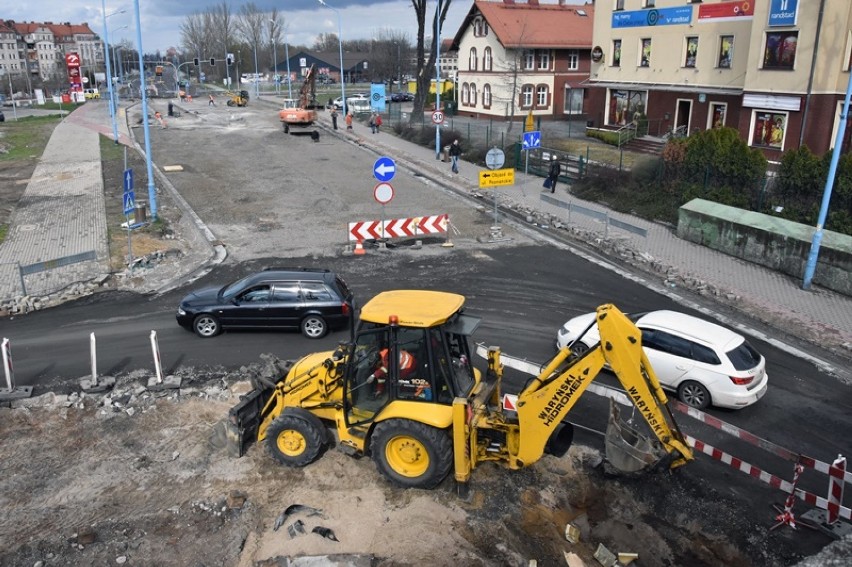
279, 64, 318, 140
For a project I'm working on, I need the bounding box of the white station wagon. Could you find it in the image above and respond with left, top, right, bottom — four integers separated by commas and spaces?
556, 310, 769, 409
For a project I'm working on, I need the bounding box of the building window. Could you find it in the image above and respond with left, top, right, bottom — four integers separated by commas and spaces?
751, 111, 787, 149
483, 84, 492, 108
709, 103, 727, 128
612, 40, 622, 67
536, 85, 548, 107
474, 20, 481, 37
484, 47, 492, 71
615, 0, 625, 10
521, 85, 534, 108
644, 0, 656, 7
567, 49, 579, 71
609, 90, 647, 126
524, 50, 535, 70
538, 50, 550, 70
640, 38, 652, 67
469, 47, 478, 71
718, 35, 734, 68
461, 83, 469, 105
564, 87, 584, 114
764, 32, 798, 69
684, 37, 698, 68
470, 84, 477, 107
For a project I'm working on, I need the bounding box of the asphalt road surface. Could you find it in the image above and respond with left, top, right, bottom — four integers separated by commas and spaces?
0, 98, 848, 561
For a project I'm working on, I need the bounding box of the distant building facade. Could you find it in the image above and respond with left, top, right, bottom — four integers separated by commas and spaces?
589, 0, 852, 158
451, 0, 604, 122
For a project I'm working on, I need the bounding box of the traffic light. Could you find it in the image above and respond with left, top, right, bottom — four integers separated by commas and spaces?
226, 54, 233, 66
210, 57, 215, 66
193, 57, 199, 66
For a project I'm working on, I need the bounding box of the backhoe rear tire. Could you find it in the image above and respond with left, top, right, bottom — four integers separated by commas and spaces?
265, 409, 326, 467
371, 419, 452, 489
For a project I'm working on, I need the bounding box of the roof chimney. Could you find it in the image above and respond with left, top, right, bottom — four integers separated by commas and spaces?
503, 0, 515, 4
529, 0, 539, 5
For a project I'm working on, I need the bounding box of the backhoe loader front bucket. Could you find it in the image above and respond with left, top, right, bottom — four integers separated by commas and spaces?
604, 399, 669, 474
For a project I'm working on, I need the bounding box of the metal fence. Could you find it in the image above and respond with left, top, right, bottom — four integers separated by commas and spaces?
540, 193, 648, 239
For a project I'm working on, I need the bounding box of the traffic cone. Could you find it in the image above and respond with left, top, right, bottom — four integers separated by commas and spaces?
354, 242, 366, 255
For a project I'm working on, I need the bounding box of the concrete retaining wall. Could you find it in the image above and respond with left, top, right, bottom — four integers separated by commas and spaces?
677, 199, 852, 296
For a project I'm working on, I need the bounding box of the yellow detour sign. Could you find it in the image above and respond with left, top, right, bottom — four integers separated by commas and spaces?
525, 110, 534, 132
479, 168, 515, 188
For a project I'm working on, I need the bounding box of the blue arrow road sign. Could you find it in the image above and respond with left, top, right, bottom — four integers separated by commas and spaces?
123, 190, 136, 215
373, 156, 396, 182
123, 168, 134, 193
522, 131, 542, 150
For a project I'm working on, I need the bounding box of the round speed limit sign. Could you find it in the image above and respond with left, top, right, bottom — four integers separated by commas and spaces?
431, 110, 444, 125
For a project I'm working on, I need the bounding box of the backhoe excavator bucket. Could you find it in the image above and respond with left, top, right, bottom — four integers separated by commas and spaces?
604, 399, 669, 474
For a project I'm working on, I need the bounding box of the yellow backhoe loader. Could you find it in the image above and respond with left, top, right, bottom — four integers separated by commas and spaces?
227, 290, 693, 489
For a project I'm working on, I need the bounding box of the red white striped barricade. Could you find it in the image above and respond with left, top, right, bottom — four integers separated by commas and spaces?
0, 338, 33, 401
348, 214, 449, 243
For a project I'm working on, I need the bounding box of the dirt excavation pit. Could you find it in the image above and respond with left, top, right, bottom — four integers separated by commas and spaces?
1, 355, 823, 567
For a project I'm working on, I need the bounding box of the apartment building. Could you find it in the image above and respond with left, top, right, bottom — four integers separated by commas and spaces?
451, 0, 604, 122
589, 0, 852, 158
0, 19, 100, 85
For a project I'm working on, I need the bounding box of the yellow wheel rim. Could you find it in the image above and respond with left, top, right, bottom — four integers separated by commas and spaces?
277, 429, 306, 457
385, 435, 430, 478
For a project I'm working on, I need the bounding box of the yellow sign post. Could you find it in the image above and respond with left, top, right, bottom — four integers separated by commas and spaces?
479, 168, 515, 188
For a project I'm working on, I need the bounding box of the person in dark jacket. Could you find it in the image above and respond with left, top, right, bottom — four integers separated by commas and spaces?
449, 139, 462, 173
547, 156, 561, 193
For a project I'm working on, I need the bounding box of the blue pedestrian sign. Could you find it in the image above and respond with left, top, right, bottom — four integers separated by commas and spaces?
123, 191, 136, 215
373, 156, 396, 182
123, 168, 134, 192
522, 131, 542, 150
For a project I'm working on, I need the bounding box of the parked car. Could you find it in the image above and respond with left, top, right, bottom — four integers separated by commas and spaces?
555, 310, 768, 409
332, 93, 368, 109
391, 92, 414, 102
176, 268, 353, 339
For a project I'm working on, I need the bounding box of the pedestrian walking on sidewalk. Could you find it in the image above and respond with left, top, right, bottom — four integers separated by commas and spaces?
547, 155, 561, 194
330, 108, 338, 130
449, 139, 462, 174
208, 94, 215, 106
375, 113, 382, 133
369, 113, 377, 134
345, 112, 353, 131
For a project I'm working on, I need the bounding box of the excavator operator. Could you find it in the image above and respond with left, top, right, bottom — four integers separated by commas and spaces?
366, 348, 416, 396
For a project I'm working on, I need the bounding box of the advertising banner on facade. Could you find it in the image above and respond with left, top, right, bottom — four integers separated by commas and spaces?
612, 6, 692, 28
697, 1, 755, 23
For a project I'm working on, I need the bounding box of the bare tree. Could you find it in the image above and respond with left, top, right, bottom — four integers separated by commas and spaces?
236, 2, 267, 76
410, 0, 452, 124
208, 1, 236, 82
313, 33, 340, 53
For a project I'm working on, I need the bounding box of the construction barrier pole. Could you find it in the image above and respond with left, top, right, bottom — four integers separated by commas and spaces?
828, 455, 847, 525
150, 330, 164, 384
90, 332, 98, 385
772, 461, 805, 531
2, 338, 13, 391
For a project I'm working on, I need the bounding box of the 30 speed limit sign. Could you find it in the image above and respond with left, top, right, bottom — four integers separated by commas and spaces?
431, 110, 444, 125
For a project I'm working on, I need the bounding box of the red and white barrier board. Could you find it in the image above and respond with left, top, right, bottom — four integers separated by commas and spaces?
348, 214, 448, 242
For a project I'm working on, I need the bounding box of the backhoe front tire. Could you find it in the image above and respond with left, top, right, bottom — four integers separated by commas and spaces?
371, 419, 453, 489
265, 410, 326, 467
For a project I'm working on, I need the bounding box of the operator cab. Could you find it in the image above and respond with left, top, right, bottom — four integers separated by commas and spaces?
343, 291, 480, 427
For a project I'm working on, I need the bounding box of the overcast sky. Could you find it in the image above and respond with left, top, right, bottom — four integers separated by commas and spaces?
5, 0, 480, 54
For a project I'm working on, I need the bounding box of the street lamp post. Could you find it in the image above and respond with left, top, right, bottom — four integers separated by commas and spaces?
101, 2, 125, 144
110, 25, 127, 105
253, 42, 260, 99
397, 42, 401, 95
435, 0, 442, 160
318, 0, 345, 115
132, 0, 158, 219
285, 29, 292, 99
269, 20, 279, 96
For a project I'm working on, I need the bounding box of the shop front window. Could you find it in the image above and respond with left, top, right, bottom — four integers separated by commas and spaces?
609, 90, 647, 126
751, 111, 787, 149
